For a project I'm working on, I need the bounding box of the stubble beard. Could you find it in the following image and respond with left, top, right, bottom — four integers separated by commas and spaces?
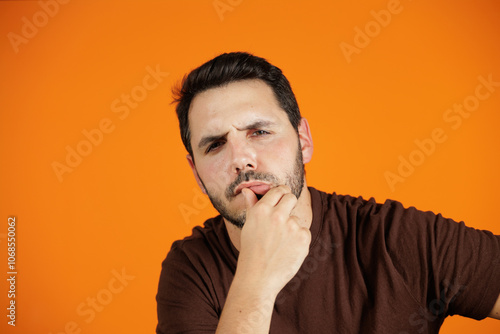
200, 144, 305, 229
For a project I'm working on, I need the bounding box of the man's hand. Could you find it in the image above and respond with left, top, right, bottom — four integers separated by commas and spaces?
216, 185, 311, 334
238, 185, 311, 294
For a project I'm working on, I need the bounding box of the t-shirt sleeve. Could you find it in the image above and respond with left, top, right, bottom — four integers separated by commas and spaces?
375, 199, 500, 320
156, 242, 219, 334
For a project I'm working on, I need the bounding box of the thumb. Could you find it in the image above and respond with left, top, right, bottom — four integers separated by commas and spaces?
241, 188, 258, 210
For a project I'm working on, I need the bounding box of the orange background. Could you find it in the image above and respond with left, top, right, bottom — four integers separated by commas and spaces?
1, 0, 499, 333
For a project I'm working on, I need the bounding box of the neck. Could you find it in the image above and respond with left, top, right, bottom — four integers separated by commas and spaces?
224, 181, 312, 252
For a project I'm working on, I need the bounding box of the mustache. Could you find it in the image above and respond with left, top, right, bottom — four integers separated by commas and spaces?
225, 170, 278, 201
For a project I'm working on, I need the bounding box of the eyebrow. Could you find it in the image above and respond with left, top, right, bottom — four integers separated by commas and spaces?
197, 120, 276, 150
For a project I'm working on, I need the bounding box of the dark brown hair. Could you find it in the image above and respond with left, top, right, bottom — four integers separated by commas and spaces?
173, 52, 301, 157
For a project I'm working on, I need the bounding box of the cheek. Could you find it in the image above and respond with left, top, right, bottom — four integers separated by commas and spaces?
259, 138, 297, 166
197, 159, 230, 191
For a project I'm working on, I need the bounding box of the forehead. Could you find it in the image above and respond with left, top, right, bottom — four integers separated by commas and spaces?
188, 79, 290, 140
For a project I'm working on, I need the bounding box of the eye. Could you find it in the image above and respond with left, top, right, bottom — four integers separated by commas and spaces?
252, 130, 270, 136
206, 141, 224, 153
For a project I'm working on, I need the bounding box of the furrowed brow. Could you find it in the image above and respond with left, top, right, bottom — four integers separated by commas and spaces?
237, 120, 276, 131
197, 120, 276, 150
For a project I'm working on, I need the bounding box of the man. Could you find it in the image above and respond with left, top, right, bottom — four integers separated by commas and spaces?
157, 52, 500, 333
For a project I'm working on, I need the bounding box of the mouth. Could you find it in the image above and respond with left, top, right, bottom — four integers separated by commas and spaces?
234, 181, 272, 197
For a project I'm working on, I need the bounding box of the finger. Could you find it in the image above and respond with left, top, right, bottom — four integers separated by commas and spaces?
274, 192, 298, 214
242, 187, 258, 210
259, 185, 293, 206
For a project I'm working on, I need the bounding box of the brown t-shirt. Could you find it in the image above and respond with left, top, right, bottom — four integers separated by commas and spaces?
156, 187, 500, 333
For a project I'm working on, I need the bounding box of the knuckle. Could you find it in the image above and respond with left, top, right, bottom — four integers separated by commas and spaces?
287, 220, 299, 232
300, 229, 312, 244
271, 211, 287, 223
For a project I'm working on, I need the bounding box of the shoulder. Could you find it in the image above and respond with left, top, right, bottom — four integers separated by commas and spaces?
165, 216, 235, 268
157, 215, 236, 306
309, 186, 411, 224
157, 217, 229, 332
310, 186, 392, 211
311, 186, 449, 220
308, 186, 454, 246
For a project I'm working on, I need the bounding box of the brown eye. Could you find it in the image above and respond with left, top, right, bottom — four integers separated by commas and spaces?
206, 141, 224, 153
252, 130, 270, 136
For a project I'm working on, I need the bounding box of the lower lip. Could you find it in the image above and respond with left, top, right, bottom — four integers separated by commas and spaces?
247, 184, 271, 195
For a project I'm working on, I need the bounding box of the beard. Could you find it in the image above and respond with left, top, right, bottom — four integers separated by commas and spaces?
199, 143, 305, 229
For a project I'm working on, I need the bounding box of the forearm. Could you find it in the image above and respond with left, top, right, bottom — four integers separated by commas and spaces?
488, 294, 500, 319
216, 273, 278, 334
216, 186, 311, 333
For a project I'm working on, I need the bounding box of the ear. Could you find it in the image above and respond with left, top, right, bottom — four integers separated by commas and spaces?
186, 154, 207, 194
297, 118, 314, 164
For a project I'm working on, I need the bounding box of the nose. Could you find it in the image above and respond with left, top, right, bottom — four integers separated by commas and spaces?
228, 138, 257, 174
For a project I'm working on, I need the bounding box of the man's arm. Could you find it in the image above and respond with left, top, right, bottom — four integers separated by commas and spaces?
215, 271, 277, 333
489, 294, 500, 319
216, 186, 311, 333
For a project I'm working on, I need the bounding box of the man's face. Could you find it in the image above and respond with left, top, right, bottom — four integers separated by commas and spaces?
187, 79, 311, 228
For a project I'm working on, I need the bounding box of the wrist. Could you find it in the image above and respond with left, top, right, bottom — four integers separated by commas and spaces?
230, 268, 281, 304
